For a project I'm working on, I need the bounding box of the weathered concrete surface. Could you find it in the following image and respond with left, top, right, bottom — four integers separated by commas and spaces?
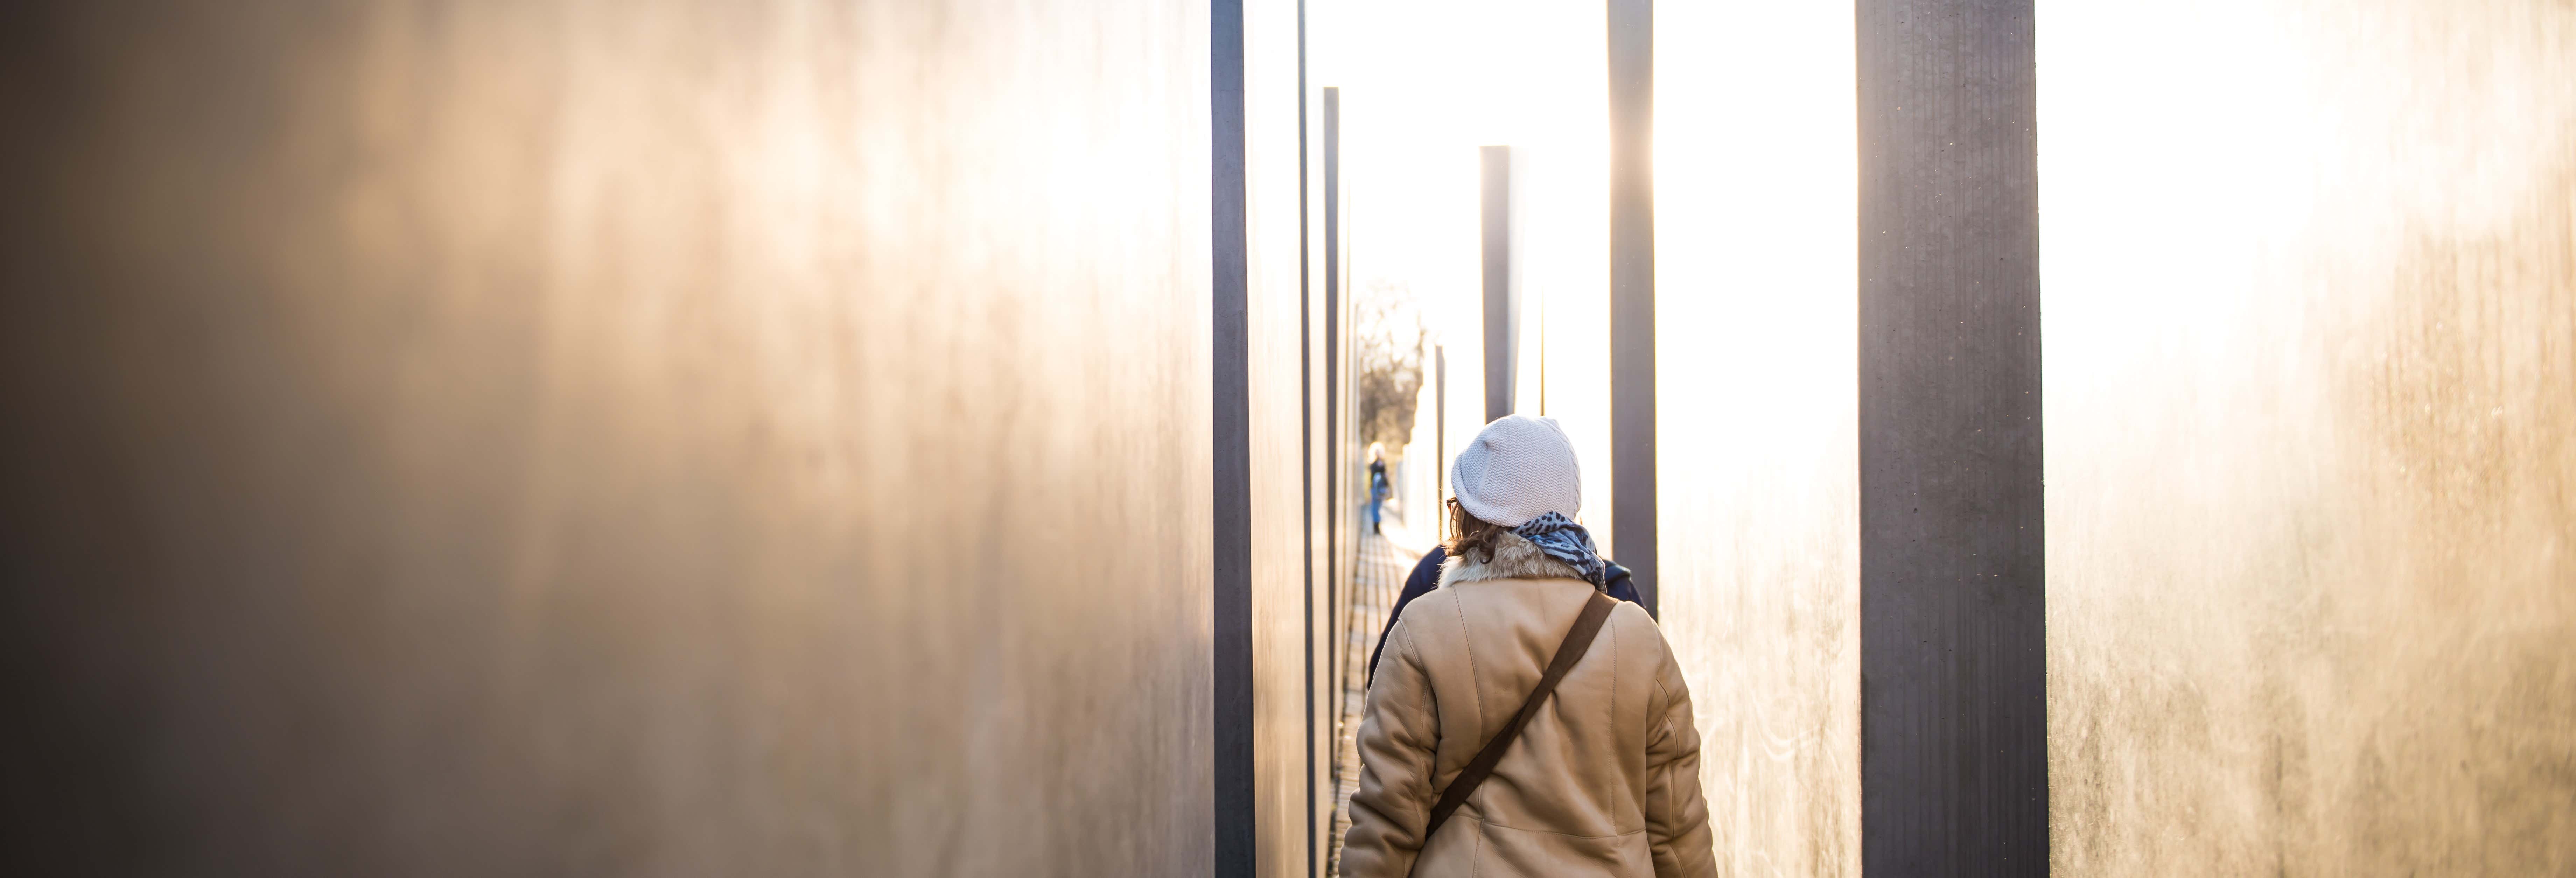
1238, 0, 1316, 874
1608, 0, 1657, 614
1653, 1, 1862, 874
0, 1, 1257, 874
1857, 0, 2047, 872
2042, 1, 2576, 873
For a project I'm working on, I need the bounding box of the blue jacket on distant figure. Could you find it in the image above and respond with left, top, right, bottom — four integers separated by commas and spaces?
1366, 546, 1642, 685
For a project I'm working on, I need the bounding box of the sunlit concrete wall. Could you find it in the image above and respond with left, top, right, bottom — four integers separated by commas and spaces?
1300, 70, 1341, 878
1653, 2, 1863, 876
1241, 0, 1316, 875
2042, 1, 2576, 872
0, 1, 1316, 873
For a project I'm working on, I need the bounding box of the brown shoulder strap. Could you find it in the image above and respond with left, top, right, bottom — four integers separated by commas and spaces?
1417, 590, 1618, 845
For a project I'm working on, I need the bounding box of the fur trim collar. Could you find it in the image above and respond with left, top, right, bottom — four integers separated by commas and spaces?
1439, 531, 1589, 588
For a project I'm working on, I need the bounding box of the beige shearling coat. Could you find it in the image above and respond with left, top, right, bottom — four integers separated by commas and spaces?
1340, 533, 1716, 878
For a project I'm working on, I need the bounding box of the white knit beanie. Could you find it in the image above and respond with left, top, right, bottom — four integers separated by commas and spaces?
1449, 414, 1582, 528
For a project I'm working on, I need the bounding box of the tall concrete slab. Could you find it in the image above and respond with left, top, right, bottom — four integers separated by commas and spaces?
0, 0, 1297, 873
1857, 0, 2047, 874
1292, 5, 1335, 874
1652, 1, 1863, 873
1216, 0, 1317, 872
1233, 0, 1317, 874
1482, 145, 1517, 423
1302, 77, 1342, 878
1607, 0, 1657, 614
1216, 1, 1257, 871
1319, 86, 1348, 705
2041, 1, 2576, 872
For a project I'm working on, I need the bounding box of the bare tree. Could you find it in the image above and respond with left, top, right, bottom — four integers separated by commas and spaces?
1354, 280, 1426, 455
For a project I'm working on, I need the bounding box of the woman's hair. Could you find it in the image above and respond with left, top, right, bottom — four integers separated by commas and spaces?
1442, 497, 1508, 564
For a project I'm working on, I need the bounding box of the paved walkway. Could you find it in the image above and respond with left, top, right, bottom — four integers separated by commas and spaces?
1327, 525, 1427, 877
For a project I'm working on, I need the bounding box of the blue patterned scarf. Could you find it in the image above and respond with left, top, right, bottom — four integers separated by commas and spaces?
1512, 512, 1607, 589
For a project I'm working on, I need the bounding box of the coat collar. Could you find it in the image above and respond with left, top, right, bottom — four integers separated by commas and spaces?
1438, 530, 1588, 588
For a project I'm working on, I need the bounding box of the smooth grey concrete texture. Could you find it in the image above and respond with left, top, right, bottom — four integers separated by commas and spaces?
1606, 0, 1656, 616
1482, 145, 1516, 423
1858, 0, 2047, 874
1651, 0, 1861, 872
1215, 0, 1254, 871
1292, 5, 1331, 872
0, 1, 1297, 874
1316, 85, 1351, 830
1293, 5, 1334, 872
2041, 1, 2576, 873
1301, 71, 1340, 878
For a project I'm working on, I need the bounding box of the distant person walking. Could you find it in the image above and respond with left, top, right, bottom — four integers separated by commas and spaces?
1340, 415, 1714, 878
1367, 443, 1390, 534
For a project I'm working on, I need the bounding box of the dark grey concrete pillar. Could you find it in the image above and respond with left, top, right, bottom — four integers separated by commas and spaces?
1856, 0, 2045, 875
1481, 145, 1515, 423
1211, 0, 1253, 875
1607, 0, 1656, 617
